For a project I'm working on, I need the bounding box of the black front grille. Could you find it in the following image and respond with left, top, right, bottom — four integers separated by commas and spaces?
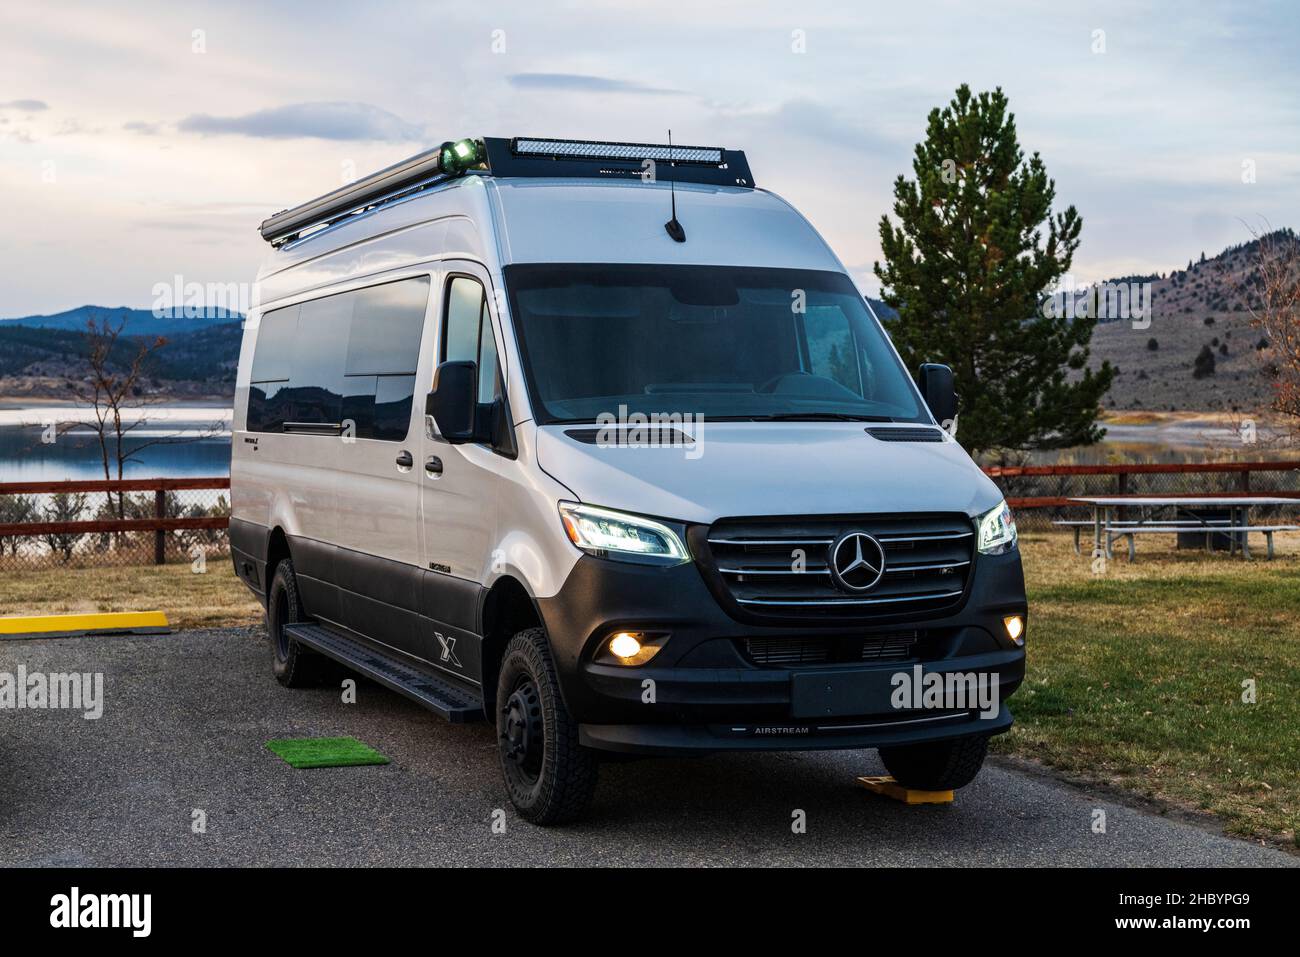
743, 631, 919, 666
702, 513, 974, 620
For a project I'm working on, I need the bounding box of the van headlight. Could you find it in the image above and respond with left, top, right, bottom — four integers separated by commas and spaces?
558, 502, 690, 565
976, 500, 1018, 555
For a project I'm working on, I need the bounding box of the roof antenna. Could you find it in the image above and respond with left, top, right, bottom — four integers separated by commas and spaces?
663, 129, 686, 243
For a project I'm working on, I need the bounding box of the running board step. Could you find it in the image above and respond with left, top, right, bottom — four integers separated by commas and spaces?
284, 623, 483, 723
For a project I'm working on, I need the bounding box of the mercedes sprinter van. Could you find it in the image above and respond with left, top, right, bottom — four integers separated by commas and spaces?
231, 137, 1027, 823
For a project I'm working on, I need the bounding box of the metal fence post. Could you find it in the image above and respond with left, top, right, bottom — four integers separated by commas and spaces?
154, 489, 166, 565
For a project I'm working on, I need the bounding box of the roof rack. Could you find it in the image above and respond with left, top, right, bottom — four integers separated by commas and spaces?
258, 135, 754, 247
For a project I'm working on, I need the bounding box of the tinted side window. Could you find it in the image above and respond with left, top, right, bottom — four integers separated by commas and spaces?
248, 305, 298, 431
343, 276, 430, 442
477, 311, 500, 404
247, 380, 290, 433
373, 374, 419, 440
346, 278, 429, 375
246, 276, 430, 438
250, 304, 297, 383
443, 275, 504, 407
443, 276, 483, 364
278, 292, 351, 425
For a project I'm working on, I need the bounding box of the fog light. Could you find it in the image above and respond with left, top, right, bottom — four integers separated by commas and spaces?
598, 631, 667, 666
1003, 615, 1025, 645
609, 632, 643, 659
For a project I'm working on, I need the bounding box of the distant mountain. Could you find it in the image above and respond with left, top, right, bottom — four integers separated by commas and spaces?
867, 298, 898, 321
0, 307, 243, 400
1085, 230, 1292, 413
0, 305, 241, 338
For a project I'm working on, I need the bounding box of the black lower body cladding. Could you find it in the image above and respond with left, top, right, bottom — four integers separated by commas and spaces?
536, 548, 1027, 755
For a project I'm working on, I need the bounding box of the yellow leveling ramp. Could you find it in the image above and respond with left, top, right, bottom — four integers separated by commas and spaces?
0, 611, 170, 638
857, 775, 954, 804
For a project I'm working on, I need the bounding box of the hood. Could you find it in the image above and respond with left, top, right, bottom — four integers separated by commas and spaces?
535, 423, 1003, 525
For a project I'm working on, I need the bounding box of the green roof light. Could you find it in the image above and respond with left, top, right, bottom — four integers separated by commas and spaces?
439, 138, 482, 175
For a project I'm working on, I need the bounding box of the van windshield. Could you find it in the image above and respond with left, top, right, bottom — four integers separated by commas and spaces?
502, 264, 928, 425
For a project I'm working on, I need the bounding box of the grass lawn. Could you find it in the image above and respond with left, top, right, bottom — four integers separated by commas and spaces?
0, 559, 263, 630
3, 531, 1297, 845
1005, 529, 1300, 845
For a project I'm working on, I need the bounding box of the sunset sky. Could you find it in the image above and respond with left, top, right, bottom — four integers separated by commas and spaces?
2, 0, 1297, 316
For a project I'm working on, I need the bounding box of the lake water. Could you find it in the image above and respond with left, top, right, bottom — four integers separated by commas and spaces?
0, 405, 232, 482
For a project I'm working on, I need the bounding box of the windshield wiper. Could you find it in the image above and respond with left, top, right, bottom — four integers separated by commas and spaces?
740, 412, 897, 422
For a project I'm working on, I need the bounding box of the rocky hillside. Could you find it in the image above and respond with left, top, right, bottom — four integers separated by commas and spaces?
1086, 233, 1286, 414
0, 308, 242, 400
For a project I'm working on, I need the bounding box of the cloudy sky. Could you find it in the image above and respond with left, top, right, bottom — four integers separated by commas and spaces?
1, 0, 1297, 316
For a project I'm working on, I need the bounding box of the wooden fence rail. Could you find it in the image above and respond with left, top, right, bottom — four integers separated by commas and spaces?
984, 461, 1300, 477
0, 477, 232, 564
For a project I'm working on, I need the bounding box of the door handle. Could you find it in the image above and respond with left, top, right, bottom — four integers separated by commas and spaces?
424, 455, 443, 476
396, 450, 414, 469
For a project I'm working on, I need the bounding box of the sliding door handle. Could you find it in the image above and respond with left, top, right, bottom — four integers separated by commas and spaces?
424, 455, 443, 476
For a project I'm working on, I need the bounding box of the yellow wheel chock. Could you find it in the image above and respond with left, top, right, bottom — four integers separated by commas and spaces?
856, 775, 954, 804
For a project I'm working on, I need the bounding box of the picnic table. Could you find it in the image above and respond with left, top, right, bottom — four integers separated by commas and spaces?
1061, 496, 1300, 561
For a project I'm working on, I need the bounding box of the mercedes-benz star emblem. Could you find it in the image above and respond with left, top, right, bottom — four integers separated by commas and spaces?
829, 532, 886, 592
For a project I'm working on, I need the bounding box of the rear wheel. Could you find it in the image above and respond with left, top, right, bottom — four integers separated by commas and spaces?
266, 558, 326, 687
878, 733, 990, 791
496, 627, 598, 824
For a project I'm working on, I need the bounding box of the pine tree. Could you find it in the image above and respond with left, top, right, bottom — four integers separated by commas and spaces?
874, 85, 1114, 457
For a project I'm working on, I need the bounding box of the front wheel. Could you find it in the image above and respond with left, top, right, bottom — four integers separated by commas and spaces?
878, 733, 990, 791
496, 627, 598, 824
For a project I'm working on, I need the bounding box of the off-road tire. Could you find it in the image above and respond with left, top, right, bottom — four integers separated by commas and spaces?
496, 627, 598, 824
266, 558, 326, 687
878, 733, 990, 791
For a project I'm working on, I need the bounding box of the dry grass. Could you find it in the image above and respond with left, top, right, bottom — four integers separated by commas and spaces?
1005, 530, 1300, 844
0, 559, 263, 630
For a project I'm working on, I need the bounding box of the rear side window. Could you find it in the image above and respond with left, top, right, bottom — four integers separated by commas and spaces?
246, 275, 430, 439
249, 305, 297, 383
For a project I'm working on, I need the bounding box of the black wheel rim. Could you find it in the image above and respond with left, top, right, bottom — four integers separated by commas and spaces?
501, 676, 544, 784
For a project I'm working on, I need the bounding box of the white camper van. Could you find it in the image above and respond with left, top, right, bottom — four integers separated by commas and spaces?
231, 137, 1026, 823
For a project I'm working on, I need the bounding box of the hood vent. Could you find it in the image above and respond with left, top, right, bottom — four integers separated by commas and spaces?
866, 427, 945, 443
565, 427, 696, 447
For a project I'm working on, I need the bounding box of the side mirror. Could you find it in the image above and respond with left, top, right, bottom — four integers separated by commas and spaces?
917, 363, 958, 427
426, 360, 482, 443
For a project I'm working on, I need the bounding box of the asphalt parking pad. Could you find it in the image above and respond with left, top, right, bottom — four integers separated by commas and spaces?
266, 736, 390, 769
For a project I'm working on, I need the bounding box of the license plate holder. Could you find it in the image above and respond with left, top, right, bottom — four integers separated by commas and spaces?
790, 668, 899, 719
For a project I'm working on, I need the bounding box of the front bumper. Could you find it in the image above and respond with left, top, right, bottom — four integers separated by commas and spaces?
536, 547, 1027, 756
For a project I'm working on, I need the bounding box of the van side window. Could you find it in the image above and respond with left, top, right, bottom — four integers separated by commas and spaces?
442, 275, 501, 404
289, 292, 352, 424
246, 276, 430, 439
477, 309, 500, 404
345, 277, 430, 440
248, 304, 297, 432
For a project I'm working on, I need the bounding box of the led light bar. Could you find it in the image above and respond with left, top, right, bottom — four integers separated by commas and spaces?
512, 137, 724, 165
257, 133, 756, 247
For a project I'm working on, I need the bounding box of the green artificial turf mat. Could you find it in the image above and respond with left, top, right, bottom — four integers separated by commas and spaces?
265, 736, 390, 769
